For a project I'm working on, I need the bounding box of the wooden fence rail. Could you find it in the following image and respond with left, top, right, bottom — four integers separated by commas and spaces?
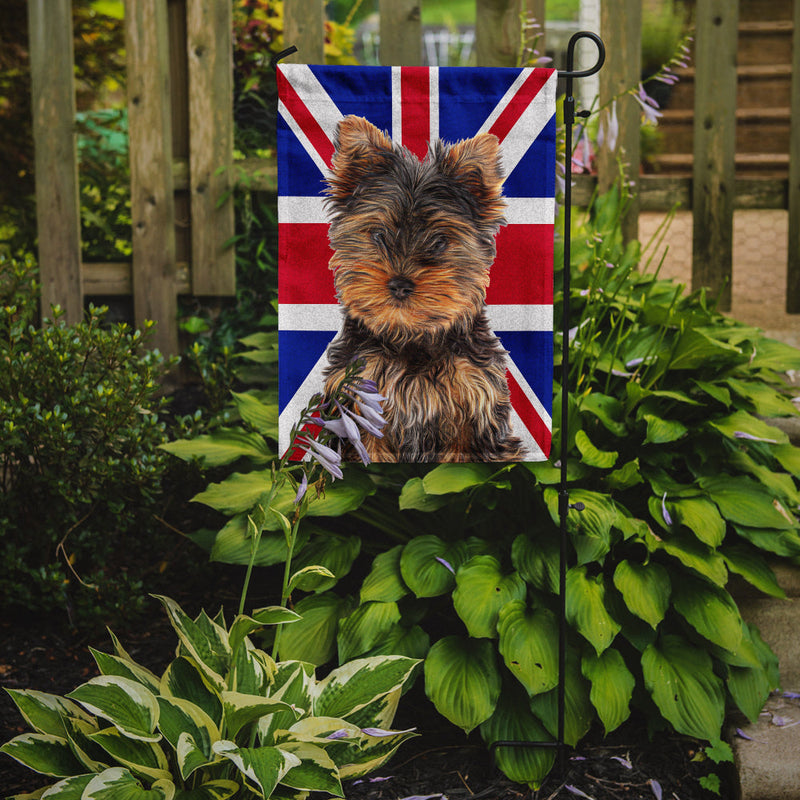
27, 0, 800, 355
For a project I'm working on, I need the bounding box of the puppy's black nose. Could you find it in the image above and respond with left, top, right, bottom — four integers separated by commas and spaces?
388, 276, 415, 300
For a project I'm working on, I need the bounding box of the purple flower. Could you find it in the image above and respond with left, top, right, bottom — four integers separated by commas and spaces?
293, 471, 308, 504
649, 779, 663, 800
611, 755, 632, 769
734, 431, 778, 444
597, 100, 619, 153
326, 729, 351, 740
633, 83, 662, 125
661, 492, 673, 526
362, 726, 416, 737
435, 556, 455, 574
565, 786, 595, 799
735, 727, 755, 741
296, 436, 344, 480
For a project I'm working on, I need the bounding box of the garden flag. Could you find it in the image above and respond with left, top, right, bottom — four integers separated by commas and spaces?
277, 65, 556, 462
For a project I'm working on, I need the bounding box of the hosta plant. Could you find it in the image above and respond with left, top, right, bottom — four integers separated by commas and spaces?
0, 595, 419, 800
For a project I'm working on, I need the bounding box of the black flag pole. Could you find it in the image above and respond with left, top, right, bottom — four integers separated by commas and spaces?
490, 30, 605, 776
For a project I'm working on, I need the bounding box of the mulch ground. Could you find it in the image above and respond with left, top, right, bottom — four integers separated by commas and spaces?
0, 578, 732, 800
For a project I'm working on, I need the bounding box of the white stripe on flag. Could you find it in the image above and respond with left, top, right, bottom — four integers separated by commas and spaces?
278, 196, 332, 224
488, 305, 552, 332
504, 197, 556, 225
509, 406, 545, 461
506, 357, 553, 431
280, 304, 343, 331
281, 64, 344, 147
279, 349, 330, 455
479, 70, 558, 179
391, 67, 403, 144
278, 99, 332, 179
429, 67, 439, 143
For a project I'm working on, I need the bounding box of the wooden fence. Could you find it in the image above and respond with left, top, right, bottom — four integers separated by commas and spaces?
28, 0, 800, 355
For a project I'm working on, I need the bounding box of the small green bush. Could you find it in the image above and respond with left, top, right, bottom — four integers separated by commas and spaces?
0, 253, 175, 623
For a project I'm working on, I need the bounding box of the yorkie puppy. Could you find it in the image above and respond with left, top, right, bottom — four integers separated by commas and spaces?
322, 115, 525, 463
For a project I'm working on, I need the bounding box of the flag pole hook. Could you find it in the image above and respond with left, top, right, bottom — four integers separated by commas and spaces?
489, 30, 605, 779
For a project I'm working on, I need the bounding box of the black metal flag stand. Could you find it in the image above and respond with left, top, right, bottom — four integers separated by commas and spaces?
490, 30, 605, 776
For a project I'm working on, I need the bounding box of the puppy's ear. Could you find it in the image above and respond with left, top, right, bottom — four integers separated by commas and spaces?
327, 116, 394, 203
437, 133, 505, 220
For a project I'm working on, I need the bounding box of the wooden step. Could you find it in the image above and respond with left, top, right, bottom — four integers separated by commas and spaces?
738, 0, 794, 22
737, 20, 794, 66
648, 152, 789, 178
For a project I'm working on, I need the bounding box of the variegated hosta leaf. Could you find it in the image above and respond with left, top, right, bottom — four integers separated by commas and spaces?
335, 726, 418, 781
212, 741, 300, 798
0, 732, 85, 777
496, 601, 558, 696
154, 596, 231, 690
89, 648, 161, 694
581, 649, 635, 735
39, 773, 94, 798
424, 636, 501, 734
480, 681, 555, 790
565, 566, 621, 655
230, 640, 276, 696
66, 676, 160, 742
81, 767, 175, 799
612, 560, 670, 629
258, 662, 315, 745
88, 727, 171, 782
275, 741, 344, 796
452, 556, 526, 639
641, 634, 725, 741
221, 691, 299, 740
228, 610, 299, 658
312, 656, 420, 721
61, 716, 107, 773
171, 779, 239, 799
4, 689, 94, 737
160, 657, 222, 727
156, 696, 219, 777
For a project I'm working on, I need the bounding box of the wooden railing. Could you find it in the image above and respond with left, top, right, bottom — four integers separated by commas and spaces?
27, 0, 800, 355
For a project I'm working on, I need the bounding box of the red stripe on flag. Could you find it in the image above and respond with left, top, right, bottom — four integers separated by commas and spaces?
486, 225, 554, 305
400, 67, 430, 161
488, 70, 549, 144
507, 370, 552, 456
279, 223, 337, 304
277, 71, 335, 167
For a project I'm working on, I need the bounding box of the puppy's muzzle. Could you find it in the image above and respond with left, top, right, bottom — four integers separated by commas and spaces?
388, 276, 415, 300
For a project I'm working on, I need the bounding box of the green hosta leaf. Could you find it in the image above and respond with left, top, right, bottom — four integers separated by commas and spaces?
0, 733, 85, 777
4, 689, 93, 737
160, 658, 222, 727
337, 601, 402, 663
154, 597, 230, 690
398, 477, 451, 511
709, 409, 788, 445
511, 533, 559, 593
231, 391, 279, 436
606, 459, 644, 491
480, 681, 555, 789
424, 636, 501, 733
566, 566, 621, 655
497, 601, 558, 696
580, 392, 627, 436
721, 543, 786, 598
277, 592, 351, 665
452, 556, 526, 639
208, 515, 303, 567
275, 741, 343, 796
221, 692, 297, 740
82, 768, 174, 799
672, 575, 743, 653
314, 656, 420, 721
544, 488, 617, 565
399, 536, 468, 598
528, 649, 593, 747
362, 624, 430, 660
90, 650, 161, 694
733, 524, 800, 558
421, 463, 495, 494
668, 328, 743, 371
643, 414, 688, 444
641, 634, 725, 741
228, 609, 300, 656
612, 560, 670, 629
647, 528, 728, 586
668, 497, 726, 547
360, 545, 409, 603
581, 649, 635, 735
291, 535, 361, 592
212, 741, 300, 797
88, 727, 170, 782
772, 443, 800, 477
575, 429, 618, 468
288, 565, 337, 594
693, 380, 731, 407
160, 428, 272, 467
700, 475, 797, 530
67, 676, 160, 742
748, 337, 800, 371
192, 471, 273, 514
727, 663, 772, 723
725, 378, 799, 417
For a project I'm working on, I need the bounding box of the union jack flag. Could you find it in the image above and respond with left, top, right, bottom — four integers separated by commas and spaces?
277, 64, 556, 461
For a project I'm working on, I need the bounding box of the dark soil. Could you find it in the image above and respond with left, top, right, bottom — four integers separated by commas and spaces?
0, 580, 734, 800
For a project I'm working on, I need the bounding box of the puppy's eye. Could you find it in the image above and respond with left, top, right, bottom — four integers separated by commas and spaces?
429, 236, 447, 256
372, 229, 387, 248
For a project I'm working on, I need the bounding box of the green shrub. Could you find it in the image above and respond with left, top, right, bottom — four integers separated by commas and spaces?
0, 253, 175, 623
168, 184, 800, 789
1, 595, 419, 798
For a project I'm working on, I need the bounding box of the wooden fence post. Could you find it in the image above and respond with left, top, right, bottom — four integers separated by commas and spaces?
787, 0, 800, 313
28, 0, 83, 325
284, 0, 325, 64
187, 0, 235, 295
475, 0, 541, 68
379, 0, 421, 66
597, 0, 641, 244
126, 0, 178, 356
692, 0, 738, 312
